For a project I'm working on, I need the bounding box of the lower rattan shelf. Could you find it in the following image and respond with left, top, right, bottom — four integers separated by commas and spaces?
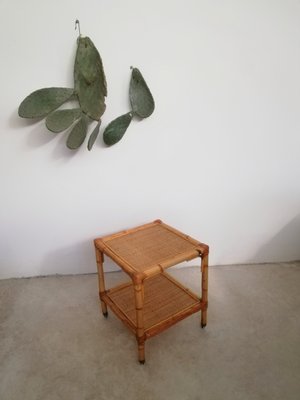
102, 273, 203, 339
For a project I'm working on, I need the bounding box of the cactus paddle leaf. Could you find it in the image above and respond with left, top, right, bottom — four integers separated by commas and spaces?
74, 36, 107, 121
103, 112, 133, 146
87, 120, 101, 151
46, 108, 82, 133
129, 68, 154, 118
66, 114, 89, 149
18, 87, 74, 118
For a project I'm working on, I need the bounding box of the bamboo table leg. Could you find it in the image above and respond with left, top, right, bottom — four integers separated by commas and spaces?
201, 253, 209, 328
134, 282, 145, 364
95, 247, 108, 317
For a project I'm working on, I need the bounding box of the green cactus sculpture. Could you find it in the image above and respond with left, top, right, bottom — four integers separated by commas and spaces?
18, 21, 154, 151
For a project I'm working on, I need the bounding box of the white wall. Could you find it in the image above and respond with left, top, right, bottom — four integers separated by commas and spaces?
0, 0, 299, 279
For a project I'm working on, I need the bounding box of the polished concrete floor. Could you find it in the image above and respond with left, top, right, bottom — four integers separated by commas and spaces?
0, 262, 300, 400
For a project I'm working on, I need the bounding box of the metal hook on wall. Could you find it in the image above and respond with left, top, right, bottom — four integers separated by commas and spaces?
75, 20, 81, 37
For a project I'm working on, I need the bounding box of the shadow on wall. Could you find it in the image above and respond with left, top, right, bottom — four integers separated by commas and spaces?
9, 108, 107, 161
8, 110, 67, 159
38, 239, 119, 277
253, 214, 300, 263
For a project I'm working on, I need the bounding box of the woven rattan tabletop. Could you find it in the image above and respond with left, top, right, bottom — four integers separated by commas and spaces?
94, 220, 208, 278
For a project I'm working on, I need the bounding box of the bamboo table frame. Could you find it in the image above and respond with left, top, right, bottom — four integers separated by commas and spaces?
94, 220, 209, 364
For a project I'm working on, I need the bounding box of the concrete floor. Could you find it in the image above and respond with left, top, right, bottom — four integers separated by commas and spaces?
0, 262, 300, 400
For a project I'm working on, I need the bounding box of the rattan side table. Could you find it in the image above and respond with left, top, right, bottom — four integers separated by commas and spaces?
94, 220, 209, 364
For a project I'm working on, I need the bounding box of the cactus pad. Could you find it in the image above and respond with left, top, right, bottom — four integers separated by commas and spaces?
18, 87, 74, 118
66, 114, 89, 149
74, 37, 107, 121
46, 108, 82, 133
103, 112, 133, 146
129, 68, 154, 118
87, 121, 101, 151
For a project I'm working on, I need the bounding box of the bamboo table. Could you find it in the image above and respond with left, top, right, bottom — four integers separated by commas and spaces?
94, 220, 209, 364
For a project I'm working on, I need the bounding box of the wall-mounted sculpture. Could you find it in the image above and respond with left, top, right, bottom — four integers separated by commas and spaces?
18, 21, 155, 151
